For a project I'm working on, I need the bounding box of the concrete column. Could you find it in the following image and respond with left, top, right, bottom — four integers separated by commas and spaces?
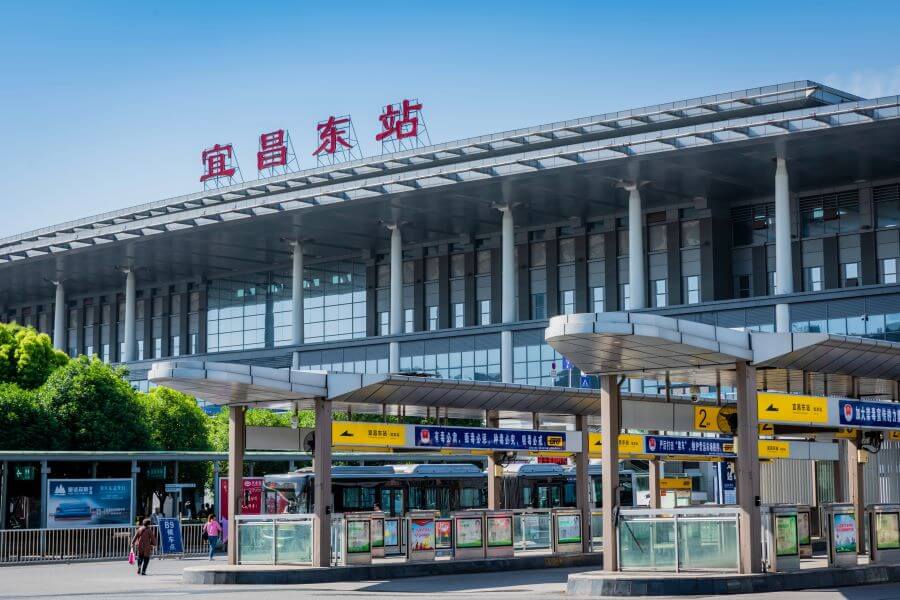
848, 434, 866, 553
735, 361, 762, 573
648, 460, 661, 509
291, 242, 304, 368
485, 410, 501, 510
627, 185, 646, 310
500, 206, 515, 383
130, 460, 139, 522
600, 374, 620, 571
39, 461, 49, 529
227, 406, 246, 566
388, 225, 402, 372
0, 460, 8, 530
575, 415, 591, 552
313, 398, 333, 567
123, 269, 136, 362
774, 158, 793, 332
53, 281, 65, 351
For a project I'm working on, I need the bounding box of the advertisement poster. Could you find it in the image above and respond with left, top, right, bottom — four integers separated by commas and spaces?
384, 519, 399, 547
833, 513, 857, 553
487, 515, 513, 547
557, 514, 582, 544
797, 511, 811, 546
435, 519, 452, 549
347, 520, 371, 554
371, 518, 384, 548
158, 517, 183, 554
876, 512, 900, 550
410, 518, 435, 551
457, 517, 484, 548
775, 514, 798, 556
47, 479, 132, 529
218, 477, 264, 518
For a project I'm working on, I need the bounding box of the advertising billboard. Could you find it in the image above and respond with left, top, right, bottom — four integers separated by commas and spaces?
46, 479, 133, 529
217, 477, 264, 518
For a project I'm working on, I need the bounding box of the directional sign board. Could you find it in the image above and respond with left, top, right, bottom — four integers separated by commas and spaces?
757, 440, 790, 459
332, 422, 406, 447
757, 392, 829, 425
588, 433, 646, 457
694, 406, 775, 435
660, 477, 692, 490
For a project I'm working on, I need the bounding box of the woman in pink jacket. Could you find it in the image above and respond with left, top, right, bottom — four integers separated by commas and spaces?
203, 514, 223, 560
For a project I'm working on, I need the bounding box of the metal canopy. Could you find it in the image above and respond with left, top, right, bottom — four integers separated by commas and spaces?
546, 312, 900, 383
751, 332, 900, 380
148, 360, 606, 416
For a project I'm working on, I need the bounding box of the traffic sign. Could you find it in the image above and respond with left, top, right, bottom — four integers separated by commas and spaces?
332, 422, 406, 447
757, 392, 828, 424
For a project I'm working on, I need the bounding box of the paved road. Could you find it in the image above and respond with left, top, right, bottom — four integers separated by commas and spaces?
1, 558, 900, 599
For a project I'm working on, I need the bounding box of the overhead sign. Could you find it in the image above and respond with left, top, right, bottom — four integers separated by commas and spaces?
758, 440, 790, 459
836, 428, 858, 440
758, 392, 828, 425
588, 433, 646, 456
14, 465, 35, 481
158, 517, 183, 554
660, 477, 692, 491
839, 400, 900, 430
694, 405, 776, 434
164, 483, 196, 493
413, 425, 568, 452
145, 465, 167, 480
46, 479, 133, 529
644, 435, 733, 457
333, 422, 406, 447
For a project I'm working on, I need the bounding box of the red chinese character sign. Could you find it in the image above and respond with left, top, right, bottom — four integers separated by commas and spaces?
200, 143, 243, 189
376, 98, 430, 153
313, 114, 360, 165
257, 129, 299, 177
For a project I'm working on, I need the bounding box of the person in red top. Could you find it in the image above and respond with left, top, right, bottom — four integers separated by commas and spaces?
203, 514, 223, 560
130, 519, 157, 575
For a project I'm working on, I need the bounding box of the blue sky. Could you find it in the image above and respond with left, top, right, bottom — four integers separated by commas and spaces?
1, 1, 900, 238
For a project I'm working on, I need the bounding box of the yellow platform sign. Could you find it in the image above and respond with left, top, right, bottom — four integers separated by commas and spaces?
694, 406, 776, 435
836, 428, 858, 440
660, 477, 692, 491
588, 433, 645, 456
889, 431, 900, 441
758, 440, 790, 459
331, 422, 406, 447
758, 392, 828, 424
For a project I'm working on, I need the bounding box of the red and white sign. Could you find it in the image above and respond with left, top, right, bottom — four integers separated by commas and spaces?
313, 116, 353, 156
257, 130, 288, 170
218, 477, 264, 519
200, 143, 237, 183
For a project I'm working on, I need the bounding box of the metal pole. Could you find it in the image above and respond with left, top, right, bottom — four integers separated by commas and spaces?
0, 461, 7, 530
774, 158, 792, 332
485, 410, 500, 510
39, 461, 49, 529
130, 460, 139, 524
575, 415, 591, 552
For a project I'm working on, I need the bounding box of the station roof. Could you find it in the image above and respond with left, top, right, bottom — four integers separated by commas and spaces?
3, 81, 900, 304
545, 312, 900, 384
148, 360, 607, 415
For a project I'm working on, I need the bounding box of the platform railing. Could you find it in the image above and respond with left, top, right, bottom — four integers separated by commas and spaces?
618, 507, 741, 572
0, 523, 208, 565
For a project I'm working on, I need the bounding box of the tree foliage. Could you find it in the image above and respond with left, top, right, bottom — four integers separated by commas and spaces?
140, 386, 212, 451
0, 383, 64, 450
0, 323, 68, 389
39, 356, 153, 451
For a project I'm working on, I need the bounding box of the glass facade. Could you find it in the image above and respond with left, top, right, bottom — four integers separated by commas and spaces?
399, 334, 500, 381
207, 276, 267, 352
302, 261, 366, 344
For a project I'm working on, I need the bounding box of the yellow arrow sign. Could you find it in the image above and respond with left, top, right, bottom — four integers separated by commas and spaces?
331, 422, 406, 447
758, 392, 828, 424
588, 433, 645, 456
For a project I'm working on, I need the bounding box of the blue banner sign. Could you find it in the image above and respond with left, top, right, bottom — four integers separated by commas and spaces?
46, 479, 133, 529
414, 426, 566, 451
158, 517, 183, 554
715, 461, 736, 504
644, 435, 733, 457
839, 400, 900, 429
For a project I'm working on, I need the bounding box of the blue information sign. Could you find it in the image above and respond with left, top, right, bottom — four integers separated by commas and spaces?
414, 426, 566, 451
644, 435, 733, 457
158, 517, 183, 554
839, 400, 900, 429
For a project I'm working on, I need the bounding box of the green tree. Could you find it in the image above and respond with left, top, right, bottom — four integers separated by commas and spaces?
39, 356, 153, 451
141, 386, 212, 451
0, 323, 68, 389
0, 383, 64, 450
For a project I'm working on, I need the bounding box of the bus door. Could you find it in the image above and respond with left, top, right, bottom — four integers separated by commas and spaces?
380, 488, 404, 516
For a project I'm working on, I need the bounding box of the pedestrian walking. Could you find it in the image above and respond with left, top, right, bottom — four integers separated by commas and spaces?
130, 518, 157, 575
203, 514, 222, 560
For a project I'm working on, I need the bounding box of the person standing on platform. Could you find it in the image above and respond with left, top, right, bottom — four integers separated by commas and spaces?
130, 518, 157, 575
203, 514, 223, 560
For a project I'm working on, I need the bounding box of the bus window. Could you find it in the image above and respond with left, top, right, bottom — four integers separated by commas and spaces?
522, 486, 534, 507
460, 487, 483, 510
563, 483, 576, 506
